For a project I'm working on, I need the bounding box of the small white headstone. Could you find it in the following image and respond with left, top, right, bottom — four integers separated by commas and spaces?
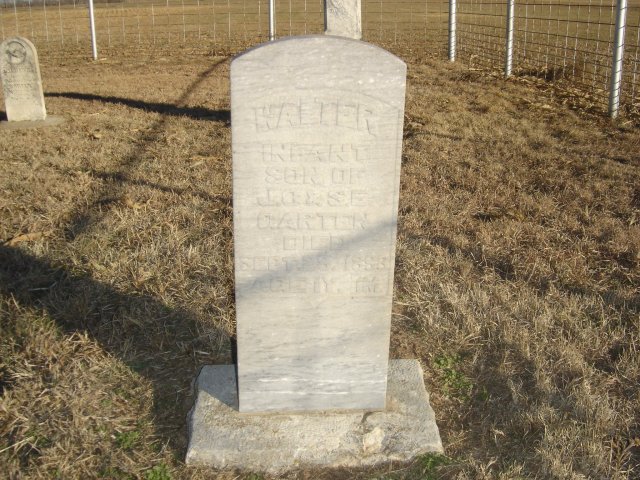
231, 36, 406, 413
325, 0, 362, 39
0, 37, 46, 122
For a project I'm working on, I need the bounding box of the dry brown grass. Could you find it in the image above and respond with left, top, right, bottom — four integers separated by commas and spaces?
0, 40, 639, 480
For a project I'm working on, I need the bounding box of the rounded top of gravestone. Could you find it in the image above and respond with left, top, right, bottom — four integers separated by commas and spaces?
0, 36, 38, 63
233, 35, 405, 68
231, 36, 406, 111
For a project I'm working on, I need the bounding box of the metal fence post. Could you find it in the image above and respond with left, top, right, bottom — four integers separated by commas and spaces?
448, 0, 456, 61
505, 0, 515, 77
88, 0, 98, 60
608, 0, 628, 118
269, 0, 275, 41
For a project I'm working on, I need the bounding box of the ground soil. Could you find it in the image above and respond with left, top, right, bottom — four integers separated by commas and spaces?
0, 43, 639, 479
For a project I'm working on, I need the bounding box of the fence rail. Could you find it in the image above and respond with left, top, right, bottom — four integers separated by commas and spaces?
0, 0, 638, 118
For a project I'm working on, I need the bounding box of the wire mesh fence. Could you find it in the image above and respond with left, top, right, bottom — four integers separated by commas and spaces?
623, 4, 639, 113
362, 0, 448, 46
457, 0, 507, 69
456, 0, 615, 110
513, 0, 617, 107
0, 0, 446, 49
0, 0, 638, 117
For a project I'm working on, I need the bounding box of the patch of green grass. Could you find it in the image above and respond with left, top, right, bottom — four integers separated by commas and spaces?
50, 468, 63, 479
244, 474, 265, 480
418, 453, 451, 479
25, 428, 52, 449
145, 464, 172, 480
370, 453, 452, 480
478, 385, 490, 402
99, 466, 134, 479
114, 386, 133, 400
433, 354, 472, 400
115, 430, 140, 450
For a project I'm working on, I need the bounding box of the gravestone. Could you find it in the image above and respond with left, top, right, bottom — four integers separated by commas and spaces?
232, 36, 404, 413
0, 37, 46, 122
186, 35, 443, 472
325, 0, 362, 39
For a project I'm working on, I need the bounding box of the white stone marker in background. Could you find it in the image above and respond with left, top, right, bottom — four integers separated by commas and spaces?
232, 36, 405, 413
0, 37, 46, 122
325, 0, 362, 39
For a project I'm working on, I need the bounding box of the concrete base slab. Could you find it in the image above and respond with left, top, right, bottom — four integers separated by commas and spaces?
186, 359, 443, 474
0, 115, 65, 130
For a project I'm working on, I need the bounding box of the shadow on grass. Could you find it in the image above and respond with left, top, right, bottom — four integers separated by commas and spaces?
2, 56, 237, 475
425, 232, 640, 320
461, 330, 640, 475
46, 92, 231, 123
397, 228, 639, 474
0, 244, 453, 479
0, 244, 235, 456
88, 169, 232, 206
57, 56, 231, 242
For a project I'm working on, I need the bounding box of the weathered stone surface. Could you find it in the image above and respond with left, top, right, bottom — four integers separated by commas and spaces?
0, 37, 46, 122
186, 359, 443, 473
231, 36, 406, 413
325, 0, 362, 39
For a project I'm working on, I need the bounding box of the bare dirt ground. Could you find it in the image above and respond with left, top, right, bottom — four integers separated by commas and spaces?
0, 43, 639, 479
